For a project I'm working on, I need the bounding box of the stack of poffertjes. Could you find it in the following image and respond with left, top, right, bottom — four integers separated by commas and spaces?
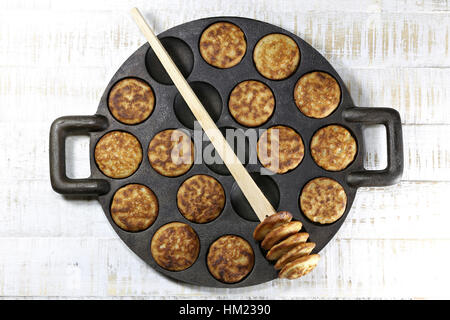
253, 211, 319, 279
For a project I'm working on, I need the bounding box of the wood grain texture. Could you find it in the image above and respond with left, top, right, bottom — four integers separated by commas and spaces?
0, 0, 449, 299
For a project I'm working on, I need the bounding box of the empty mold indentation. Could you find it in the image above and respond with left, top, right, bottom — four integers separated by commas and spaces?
145, 37, 194, 85
203, 126, 250, 176
174, 81, 222, 129
230, 172, 280, 222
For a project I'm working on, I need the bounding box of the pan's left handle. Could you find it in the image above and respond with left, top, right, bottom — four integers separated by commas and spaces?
49, 115, 110, 196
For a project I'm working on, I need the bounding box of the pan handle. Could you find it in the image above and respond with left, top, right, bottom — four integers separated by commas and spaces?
343, 107, 403, 187
49, 115, 110, 195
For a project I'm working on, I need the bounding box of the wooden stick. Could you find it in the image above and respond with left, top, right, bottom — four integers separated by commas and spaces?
130, 8, 276, 221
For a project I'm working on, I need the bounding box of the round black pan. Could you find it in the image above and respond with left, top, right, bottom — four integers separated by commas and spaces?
49, 16, 403, 288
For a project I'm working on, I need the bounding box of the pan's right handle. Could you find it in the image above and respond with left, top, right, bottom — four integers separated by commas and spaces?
49, 115, 110, 196
343, 107, 404, 187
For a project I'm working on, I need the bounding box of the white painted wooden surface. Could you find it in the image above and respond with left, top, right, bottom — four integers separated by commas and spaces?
1, 0, 449, 299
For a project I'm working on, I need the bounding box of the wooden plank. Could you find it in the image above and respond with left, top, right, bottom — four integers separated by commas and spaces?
0, 10, 449, 69
1, 0, 449, 14
338, 68, 450, 125
340, 181, 450, 240
0, 237, 447, 298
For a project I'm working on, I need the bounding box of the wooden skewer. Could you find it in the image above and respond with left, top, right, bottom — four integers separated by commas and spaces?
131, 8, 276, 222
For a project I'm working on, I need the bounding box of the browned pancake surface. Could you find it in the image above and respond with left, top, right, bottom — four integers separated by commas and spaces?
177, 175, 225, 223
253, 211, 293, 241
207, 235, 254, 283
253, 33, 300, 80
257, 126, 304, 174
108, 78, 155, 124
261, 221, 303, 250
228, 80, 275, 127
94, 131, 142, 178
310, 125, 357, 171
294, 72, 341, 118
300, 177, 347, 224
199, 22, 246, 68
266, 232, 309, 261
278, 254, 320, 279
275, 242, 316, 270
148, 129, 194, 177
111, 184, 158, 231
151, 222, 200, 271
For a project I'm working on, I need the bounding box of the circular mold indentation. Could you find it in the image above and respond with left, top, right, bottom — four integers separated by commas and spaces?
228, 80, 275, 127
310, 125, 357, 171
199, 21, 247, 69
108, 78, 155, 125
146, 37, 194, 85
110, 184, 159, 232
177, 174, 225, 223
294, 71, 341, 119
257, 125, 304, 174
148, 129, 194, 177
204, 126, 250, 176
253, 33, 300, 80
94, 131, 142, 179
151, 222, 200, 271
230, 172, 280, 222
207, 235, 254, 283
300, 177, 347, 224
174, 81, 222, 129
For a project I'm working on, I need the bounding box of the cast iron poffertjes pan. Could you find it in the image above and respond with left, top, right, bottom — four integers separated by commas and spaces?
49, 16, 403, 288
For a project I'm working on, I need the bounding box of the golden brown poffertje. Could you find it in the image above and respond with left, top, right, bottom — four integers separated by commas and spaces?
207, 235, 254, 283
274, 242, 316, 270
111, 184, 158, 231
94, 131, 142, 178
253, 211, 293, 241
278, 254, 320, 279
300, 177, 347, 224
148, 129, 194, 177
257, 125, 304, 174
294, 71, 341, 119
199, 22, 246, 69
228, 80, 275, 127
253, 33, 300, 80
261, 221, 303, 250
266, 232, 309, 261
151, 222, 200, 271
310, 125, 357, 171
177, 175, 225, 223
108, 78, 155, 124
